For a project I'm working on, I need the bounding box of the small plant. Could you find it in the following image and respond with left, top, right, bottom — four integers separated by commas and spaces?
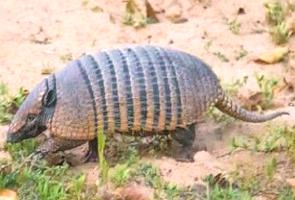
230, 125, 285, 153
213, 52, 229, 62
264, 0, 292, 44
97, 129, 109, 185
265, 157, 277, 180
228, 19, 241, 35
1, 139, 86, 200
264, 1, 285, 25
206, 77, 248, 125
204, 174, 252, 200
223, 76, 248, 97
0, 83, 27, 123
278, 187, 295, 200
5, 139, 37, 160
235, 47, 248, 60
255, 74, 279, 110
122, 0, 157, 28
60, 53, 73, 63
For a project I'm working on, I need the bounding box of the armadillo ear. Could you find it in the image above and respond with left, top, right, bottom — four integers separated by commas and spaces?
42, 89, 57, 107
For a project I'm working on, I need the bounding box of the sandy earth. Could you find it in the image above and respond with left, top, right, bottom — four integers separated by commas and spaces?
1, 0, 295, 198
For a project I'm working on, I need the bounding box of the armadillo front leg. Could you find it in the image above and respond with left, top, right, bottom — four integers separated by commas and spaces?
171, 124, 196, 162
35, 137, 86, 158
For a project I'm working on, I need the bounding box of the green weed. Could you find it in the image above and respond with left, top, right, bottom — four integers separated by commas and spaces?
122, 0, 157, 28
204, 174, 252, 200
206, 77, 248, 124
0, 83, 27, 124
278, 187, 295, 200
235, 46, 248, 60
265, 157, 277, 180
230, 126, 285, 153
110, 146, 139, 187
213, 52, 229, 62
223, 76, 248, 97
207, 185, 252, 200
270, 22, 292, 44
264, 0, 292, 44
1, 140, 86, 200
5, 139, 37, 160
228, 19, 241, 35
255, 74, 279, 110
97, 128, 109, 185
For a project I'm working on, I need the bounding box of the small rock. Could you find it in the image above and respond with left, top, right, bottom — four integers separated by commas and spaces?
0, 151, 12, 163
41, 65, 55, 75
165, 4, 182, 22
286, 178, 295, 192
117, 183, 153, 200
0, 189, 17, 200
238, 7, 245, 15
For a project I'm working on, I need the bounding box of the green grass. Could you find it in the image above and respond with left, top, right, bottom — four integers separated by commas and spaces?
97, 128, 109, 185
278, 187, 295, 200
0, 83, 27, 124
1, 139, 86, 200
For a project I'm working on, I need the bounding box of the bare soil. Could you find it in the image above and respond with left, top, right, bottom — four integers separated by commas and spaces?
1, 0, 295, 198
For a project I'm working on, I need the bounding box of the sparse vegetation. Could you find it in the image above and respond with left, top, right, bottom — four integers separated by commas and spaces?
228, 19, 241, 35
264, 0, 292, 44
97, 129, 109, 185
0, 83, 27, 124
255, 74, 279, 110
230, 125, 295, 162
213, 52, 229, 62
206, 77, 248, 124
122, 0, 157, 28
1, 140, 86, 200
235, 46, 248, 60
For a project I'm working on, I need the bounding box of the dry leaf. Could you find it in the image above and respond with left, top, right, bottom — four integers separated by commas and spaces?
41, 66, 55, 75
254, 47, 289, 64
0, 189, 17, 200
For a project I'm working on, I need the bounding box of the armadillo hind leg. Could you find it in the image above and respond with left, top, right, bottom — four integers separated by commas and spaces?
36, 137, 86, 158
171, 124, 196, 162
84, 138, 98, 162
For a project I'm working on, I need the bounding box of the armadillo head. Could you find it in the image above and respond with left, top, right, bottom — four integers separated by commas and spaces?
6, 79, 56, 143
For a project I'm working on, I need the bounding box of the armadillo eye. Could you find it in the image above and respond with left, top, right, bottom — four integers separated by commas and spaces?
27, 114, 36, 122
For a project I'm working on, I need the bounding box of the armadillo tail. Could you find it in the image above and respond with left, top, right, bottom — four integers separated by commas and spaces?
215, 91, 289, 123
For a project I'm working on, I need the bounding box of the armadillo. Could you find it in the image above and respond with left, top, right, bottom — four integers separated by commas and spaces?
6, 45, 288, 161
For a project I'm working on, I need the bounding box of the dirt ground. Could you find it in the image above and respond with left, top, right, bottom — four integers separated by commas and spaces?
1, 0, 295, 199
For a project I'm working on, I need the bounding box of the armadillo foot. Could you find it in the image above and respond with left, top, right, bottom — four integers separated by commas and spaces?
83, 138, 98, 162
171, 124, 196, 162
